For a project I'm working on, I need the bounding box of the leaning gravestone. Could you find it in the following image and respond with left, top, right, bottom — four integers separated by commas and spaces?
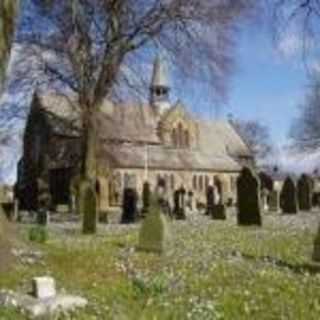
280, 177, 298, 214
297, 174, 312, 211
236, 167, 262, 226
80, 179, 97, 234
138, 198, 170, 254
121, 188, 138, 223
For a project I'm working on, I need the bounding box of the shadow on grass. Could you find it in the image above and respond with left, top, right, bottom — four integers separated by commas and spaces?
231, 251, 320, 275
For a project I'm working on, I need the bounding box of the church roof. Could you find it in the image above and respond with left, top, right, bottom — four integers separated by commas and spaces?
98, 101, 160, 144
100, 144, 241, 172
33, 92, 252, 172
198, 121, 252, 158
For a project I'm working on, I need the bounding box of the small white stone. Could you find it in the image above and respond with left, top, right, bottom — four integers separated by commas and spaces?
32, 277, 56, 299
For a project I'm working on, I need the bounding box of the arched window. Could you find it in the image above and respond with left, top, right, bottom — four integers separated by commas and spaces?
193, 175, 197, 190
205, 176, 209, 190
199, 175, 203, 191
171, 174, 175, 190
124, 173, 130, 188
178, 123, 183, 148
184, 130, 190, 148
172, 128, 177, 147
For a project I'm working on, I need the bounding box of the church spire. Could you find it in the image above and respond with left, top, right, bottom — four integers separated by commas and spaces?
150, 54, 171, 114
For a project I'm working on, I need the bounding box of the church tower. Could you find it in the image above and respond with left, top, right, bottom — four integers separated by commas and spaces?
150, 55, 171, 114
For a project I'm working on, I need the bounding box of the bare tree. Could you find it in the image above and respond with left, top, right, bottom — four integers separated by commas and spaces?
2, 0, 254, 231
290, 75, 320, 151
233, 119, 274, 162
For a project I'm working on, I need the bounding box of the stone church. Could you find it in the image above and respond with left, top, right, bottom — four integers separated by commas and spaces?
16, 56, 253, 212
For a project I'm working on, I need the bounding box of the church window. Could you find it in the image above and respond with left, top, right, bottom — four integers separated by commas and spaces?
178, 123, 183, 148
124, 173, 130, 188
184, 130, 190, 148
172, 129, 177, 147
205, 176, 209, 190
171, 174, 175, 189
199, 175, 203, 191
193, 175, 197, 190
230, 176, 236, 192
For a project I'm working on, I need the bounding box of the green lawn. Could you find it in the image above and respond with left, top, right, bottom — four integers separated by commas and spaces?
1, 212, 320, 319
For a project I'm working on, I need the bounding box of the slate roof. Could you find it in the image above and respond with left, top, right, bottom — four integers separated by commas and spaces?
34, 93, 252, 172
100, 144, 241, 172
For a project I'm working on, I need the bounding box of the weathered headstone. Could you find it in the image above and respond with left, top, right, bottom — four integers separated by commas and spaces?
121, 188, 138, 223
37, 179, 51, 226
80, 179, 97, 234
236, 167, 262, 226
269, 190, 280, 212
280, 177, 298, 214
173, 187, 186, 219
187, 191, 194, 210
206, 186, 215, 216
297, 174, 312, 211
259, 172, 274, 192
138, 199, 170, 254
32, 277, 56, 299
142, 182, 150, 215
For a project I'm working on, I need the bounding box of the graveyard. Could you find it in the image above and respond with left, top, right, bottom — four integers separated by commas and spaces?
0, 210, 320, 319
3, 1, 320, 319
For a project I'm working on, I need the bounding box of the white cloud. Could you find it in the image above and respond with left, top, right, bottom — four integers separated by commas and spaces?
277, 33, 303, 59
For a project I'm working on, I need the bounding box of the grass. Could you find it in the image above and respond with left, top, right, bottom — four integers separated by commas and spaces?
1, 211, 320, 319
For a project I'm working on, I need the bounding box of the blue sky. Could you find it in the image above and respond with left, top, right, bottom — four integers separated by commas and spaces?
0, 2, 317, 183
167, 17, 310, 148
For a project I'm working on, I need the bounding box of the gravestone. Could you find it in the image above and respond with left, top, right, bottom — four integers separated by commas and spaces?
37, 179, 51, 226
142, 182, 150, 215
173, 187, 186, 219
312, 224, 320, 262
236, 167, 262, 226
121, 188, 138, 223
32, 277, 56, 299
297, 174, 312, 211
206, 186, 215, 216
80, 180, 97, 234
187, 191, 194, 210
269, 190, 280, 212
259, 172, 274, 192
280, 177, 298, 214
138, 199, 170, 254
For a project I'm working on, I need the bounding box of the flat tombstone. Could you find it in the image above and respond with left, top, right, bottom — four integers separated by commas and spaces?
280, 177, 298, 214
236, 167, 262, 226
32, 276, 56, 300
297, 174, 312, 211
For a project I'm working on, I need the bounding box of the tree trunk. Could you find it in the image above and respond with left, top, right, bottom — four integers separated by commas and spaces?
82, 109, 97, 182
80, 105, 98, 234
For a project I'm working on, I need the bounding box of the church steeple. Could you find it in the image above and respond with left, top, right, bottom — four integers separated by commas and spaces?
150, 55, 171, 114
